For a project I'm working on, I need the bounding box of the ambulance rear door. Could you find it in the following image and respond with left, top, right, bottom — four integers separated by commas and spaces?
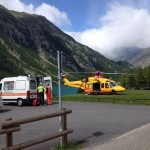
29, 77, 37, 100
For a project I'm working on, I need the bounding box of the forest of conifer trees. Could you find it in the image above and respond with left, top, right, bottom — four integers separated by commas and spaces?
119, 66, 150, 89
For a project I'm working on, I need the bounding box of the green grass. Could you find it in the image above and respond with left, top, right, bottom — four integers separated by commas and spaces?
53, 90, 150, 105
52, 142, 81, 150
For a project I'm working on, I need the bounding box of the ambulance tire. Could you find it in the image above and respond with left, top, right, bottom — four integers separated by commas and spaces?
17, 99, 23, 107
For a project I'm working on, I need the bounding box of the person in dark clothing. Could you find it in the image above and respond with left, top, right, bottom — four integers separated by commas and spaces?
37, 83, 45, 105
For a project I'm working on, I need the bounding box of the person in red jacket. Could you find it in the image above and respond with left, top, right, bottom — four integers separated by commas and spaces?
46, 84, 52, 105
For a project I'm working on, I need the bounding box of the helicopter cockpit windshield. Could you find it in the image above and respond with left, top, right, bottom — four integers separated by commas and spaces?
110, 82, 117, 88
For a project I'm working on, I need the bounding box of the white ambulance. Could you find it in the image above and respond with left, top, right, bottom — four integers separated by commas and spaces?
0, 75, 37, 106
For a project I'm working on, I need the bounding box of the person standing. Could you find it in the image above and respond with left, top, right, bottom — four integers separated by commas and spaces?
46, 84, 52, 105
37, 83, 45, 105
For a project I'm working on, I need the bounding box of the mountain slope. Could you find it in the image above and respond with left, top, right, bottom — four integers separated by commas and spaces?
0, 5, 130, 83
113, 47, 143, 62
129, 48, 150, 68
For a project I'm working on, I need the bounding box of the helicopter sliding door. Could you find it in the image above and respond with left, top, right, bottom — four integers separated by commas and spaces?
92, 82, 101, 94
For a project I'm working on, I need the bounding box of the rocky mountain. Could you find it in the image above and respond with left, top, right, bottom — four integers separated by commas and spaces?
113, 46, 150, 68
113, 47, 143, 62
128, 48, 150, 68
0, 5, 131, 83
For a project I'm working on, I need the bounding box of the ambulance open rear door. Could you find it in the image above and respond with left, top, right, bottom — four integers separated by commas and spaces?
43, 77, 52, 102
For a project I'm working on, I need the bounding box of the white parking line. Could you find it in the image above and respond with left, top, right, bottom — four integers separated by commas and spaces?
115, 123, 150, 140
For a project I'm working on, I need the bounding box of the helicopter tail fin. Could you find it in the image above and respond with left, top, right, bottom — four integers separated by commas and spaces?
61, 74, 70, 85
63, 78, 70, 85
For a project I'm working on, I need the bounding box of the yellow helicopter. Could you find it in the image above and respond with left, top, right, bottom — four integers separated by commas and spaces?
61, 71, 126, 95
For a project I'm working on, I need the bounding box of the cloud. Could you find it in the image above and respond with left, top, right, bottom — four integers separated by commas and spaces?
67, 3, 150, 59
34, 3, 70, 27
0, 0, 71, 28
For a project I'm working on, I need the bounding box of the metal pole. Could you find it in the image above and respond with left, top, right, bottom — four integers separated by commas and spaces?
57, 51, 63, 146
57, 51, 62, 110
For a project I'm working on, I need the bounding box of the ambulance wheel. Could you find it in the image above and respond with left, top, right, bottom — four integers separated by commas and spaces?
17, 99, 23, 107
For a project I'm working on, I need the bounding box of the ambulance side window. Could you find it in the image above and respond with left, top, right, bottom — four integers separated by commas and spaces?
4, 81, 14, 90
30, 80, 36, 90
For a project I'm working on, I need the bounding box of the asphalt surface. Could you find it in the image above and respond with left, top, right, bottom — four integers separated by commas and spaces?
0, 101, 150, 150
81, 123, 150, 150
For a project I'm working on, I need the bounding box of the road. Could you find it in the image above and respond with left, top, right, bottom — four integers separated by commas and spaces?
81, 123, 150, 150
0, 102, 150, 150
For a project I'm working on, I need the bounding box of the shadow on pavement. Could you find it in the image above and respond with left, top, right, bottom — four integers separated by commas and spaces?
77, 131, 104, 145
0, 109, 11, 113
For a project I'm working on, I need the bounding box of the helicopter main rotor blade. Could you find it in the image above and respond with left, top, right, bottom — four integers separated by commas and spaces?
63, 72, 95, 74
63, 71, 136, 75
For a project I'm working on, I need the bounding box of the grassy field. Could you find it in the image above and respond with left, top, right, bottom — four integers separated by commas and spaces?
54, 90, 150, 105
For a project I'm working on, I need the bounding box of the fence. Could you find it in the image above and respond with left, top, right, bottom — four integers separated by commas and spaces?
84, 96, 150, 104
0, 108, 73, 150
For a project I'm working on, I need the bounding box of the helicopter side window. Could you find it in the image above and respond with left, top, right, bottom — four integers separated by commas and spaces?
101, 83, 104, 88
105, 83, 109, 88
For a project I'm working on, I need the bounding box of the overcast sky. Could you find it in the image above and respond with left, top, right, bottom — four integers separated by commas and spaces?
1, 0, 150, 59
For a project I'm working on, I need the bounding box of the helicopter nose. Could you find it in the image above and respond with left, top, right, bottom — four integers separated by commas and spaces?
119, 86, 126, 91
119, 87, 126, 92
113, 86, 126, 92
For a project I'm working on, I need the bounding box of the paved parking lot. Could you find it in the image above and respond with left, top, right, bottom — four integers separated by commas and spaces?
0, 102, 150, 149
